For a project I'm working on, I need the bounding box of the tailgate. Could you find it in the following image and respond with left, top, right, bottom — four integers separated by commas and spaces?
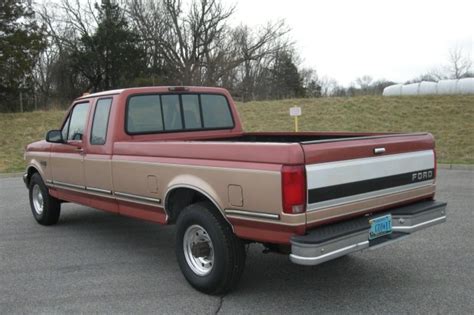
302, 133, 436, 227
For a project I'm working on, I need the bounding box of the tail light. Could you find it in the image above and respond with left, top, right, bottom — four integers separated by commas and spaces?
433, 149, 437, 182
281, 165, 307, 214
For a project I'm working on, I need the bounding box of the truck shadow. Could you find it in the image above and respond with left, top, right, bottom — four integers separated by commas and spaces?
54, 205, 421, 304
233, 242, 425, 311
54, 206, 178, 264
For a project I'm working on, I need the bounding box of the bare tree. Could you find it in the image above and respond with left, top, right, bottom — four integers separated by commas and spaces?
33, 1, 84, 106
126, 1, 292, 99
158, 0, 235, 84
319, 76, 338, 97
232, 21, 290, 101
30, 0, 307, 107
446, 46, 472, 79
355, 75, 373, 89
126, 0, 172, 84
32, 43, 59, 108
37, 0, 100, 92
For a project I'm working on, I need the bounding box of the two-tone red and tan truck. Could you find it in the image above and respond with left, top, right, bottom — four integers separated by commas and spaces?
23, 86, 447, 294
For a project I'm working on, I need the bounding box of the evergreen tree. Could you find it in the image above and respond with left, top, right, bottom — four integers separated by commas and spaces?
271, 51, 305, 99
0, 0, 45, 111
71, 0, 146, 92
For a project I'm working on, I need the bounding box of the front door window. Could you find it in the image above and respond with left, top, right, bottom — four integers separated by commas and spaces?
67, 102, 89, 141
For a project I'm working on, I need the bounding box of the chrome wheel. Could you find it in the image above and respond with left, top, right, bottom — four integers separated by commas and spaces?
183, 224, 214, 276
32, 184, 44, 215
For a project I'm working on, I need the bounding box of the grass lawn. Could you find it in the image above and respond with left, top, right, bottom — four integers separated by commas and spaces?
0, 111, 66, 173
0, 95, 473, 173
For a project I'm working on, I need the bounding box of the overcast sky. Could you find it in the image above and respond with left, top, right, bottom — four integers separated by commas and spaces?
223, 0, 474, 86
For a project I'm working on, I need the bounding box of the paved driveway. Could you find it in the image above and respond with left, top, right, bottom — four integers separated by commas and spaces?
0, 169, 473, 314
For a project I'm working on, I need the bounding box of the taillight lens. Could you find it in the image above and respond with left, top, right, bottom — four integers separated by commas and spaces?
281, 165, 307, 214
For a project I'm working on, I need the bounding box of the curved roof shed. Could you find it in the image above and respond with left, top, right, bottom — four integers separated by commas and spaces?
382, 84, 403, 96
401, 83, 420, 96
418, 81, 437, 95
437, 79, 458, 95
457, 78, 474, 94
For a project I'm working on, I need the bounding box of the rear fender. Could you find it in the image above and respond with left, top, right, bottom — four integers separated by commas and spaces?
164, 175, 227, 221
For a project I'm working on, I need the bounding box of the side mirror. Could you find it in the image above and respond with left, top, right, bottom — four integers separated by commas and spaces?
46, 130, 64, 143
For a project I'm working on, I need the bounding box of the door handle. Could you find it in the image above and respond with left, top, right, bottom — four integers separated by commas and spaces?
374, 147, 386, 154
75, 147, 85, 155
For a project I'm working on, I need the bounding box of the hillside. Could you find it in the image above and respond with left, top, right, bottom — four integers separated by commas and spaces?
238, 95, 473, 164
0, 95, 473, 173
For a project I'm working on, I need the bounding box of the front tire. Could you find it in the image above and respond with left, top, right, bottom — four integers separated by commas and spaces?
29, 173, 61, 225
176, 202, 246, 295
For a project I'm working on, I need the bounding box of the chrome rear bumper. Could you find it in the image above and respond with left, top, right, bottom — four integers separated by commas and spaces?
290, 200, 447, 266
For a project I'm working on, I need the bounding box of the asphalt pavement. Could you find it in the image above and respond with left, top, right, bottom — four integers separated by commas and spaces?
0, 169, 473, 314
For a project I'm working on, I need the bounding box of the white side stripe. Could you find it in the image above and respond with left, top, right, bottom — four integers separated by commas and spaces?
306, 150, 434, 190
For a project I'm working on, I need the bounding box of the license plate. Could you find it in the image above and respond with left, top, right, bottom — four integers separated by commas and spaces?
369, 214, 392, 240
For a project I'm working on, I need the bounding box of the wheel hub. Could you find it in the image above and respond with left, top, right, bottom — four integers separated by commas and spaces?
32, 184, 44, 215
191, 241, 211, 258
183, 224, 214, 276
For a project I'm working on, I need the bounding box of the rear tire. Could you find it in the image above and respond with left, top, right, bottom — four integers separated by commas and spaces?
175, 202, 246, 295
29, 173, 61, 225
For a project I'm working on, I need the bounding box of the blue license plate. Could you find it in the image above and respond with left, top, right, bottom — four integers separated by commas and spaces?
369, 214, 392, 240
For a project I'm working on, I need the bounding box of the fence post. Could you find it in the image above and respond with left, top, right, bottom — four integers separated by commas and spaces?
20, 91, 23, 112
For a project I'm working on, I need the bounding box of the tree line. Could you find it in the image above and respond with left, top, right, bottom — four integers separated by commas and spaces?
2, 0, 321, 112
1, 0, 472, 112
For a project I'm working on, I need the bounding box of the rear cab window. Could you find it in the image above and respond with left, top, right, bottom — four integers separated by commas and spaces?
126, 93, 233, 134
161, 95, 183, 131
182, 95, 202, 129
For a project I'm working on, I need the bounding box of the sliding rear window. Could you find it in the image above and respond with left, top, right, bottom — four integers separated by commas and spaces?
126, 93, 234, 134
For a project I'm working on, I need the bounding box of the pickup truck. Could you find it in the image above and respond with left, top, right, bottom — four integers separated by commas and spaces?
23, 86, 447, 294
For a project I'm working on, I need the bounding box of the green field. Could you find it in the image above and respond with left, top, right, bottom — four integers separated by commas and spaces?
1, 95, 473, 173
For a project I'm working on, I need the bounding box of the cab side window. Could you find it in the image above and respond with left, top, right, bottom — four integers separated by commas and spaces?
67, 102, 89, 141
127, 95, 163, 133
201, 95, 233, 128
90, 98, 112, 145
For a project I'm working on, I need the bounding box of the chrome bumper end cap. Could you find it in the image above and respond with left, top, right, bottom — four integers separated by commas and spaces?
23, 173, 28, 188
290, 240, 369, 266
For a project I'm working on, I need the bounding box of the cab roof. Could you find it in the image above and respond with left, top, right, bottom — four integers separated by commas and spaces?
75, 86, 229, 101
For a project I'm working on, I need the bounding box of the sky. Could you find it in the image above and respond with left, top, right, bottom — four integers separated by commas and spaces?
223, 0, 474, 86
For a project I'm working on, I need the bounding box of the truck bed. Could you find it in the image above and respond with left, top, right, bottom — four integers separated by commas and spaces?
115, 131, 436, 230
117, 131, 434, 165
207, 131, 370, 143
206, 131, 430, 144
